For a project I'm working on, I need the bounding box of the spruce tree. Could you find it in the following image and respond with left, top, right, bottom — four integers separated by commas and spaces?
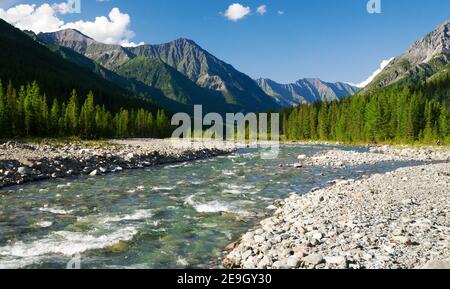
66, 89, 80, 136
0, 81, 8, 138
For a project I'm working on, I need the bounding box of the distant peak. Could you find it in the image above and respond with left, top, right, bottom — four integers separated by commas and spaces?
296, 78, 322, 85
167, 37, 202, 48
39, 28, 94, 42
174, 37, 196, 43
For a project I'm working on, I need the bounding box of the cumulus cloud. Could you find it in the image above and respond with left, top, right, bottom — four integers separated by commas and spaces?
0, 1, 143, 47
61, 7, 141, 46
351, 57, 395, 88
256, 5, 267, 15
0, 3, 63, 32
224, 3, 251, 22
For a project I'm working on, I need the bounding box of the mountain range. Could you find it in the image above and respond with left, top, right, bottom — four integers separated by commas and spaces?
256, 78, 359, 106
2, 17, 450, 117
37, 28, 360, 113
38, 30, 281, 113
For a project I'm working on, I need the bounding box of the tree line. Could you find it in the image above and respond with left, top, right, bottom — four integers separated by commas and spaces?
281, 73, 450, 145
0, 80, 172, 139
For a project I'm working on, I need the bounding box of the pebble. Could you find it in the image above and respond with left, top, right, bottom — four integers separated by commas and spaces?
286, 257, 301, 268
303, 254, 324, 266
422, 260, 450, 269
17, 167, 31, 176
324, 256, 346, 265
89, 170, 99, 176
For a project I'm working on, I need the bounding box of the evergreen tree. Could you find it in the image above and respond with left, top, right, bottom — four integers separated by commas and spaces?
50, 98, 60, 137
80, 91, 96, 138
66, 89, 80, 135
438, 103, 448, 142
0, 81, 8, 138
318, 101, 329, 140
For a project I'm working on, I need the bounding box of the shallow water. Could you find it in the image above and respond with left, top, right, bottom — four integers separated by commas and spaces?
0, 145, 423, 269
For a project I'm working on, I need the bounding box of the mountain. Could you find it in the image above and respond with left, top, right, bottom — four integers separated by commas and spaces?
256, 78, 360, 106
116, 56, 232, 113
38, 30, 281, 113
128, 39, 280, 111
362, 19, 450, 92
38, 29, 134, 70
0, 19, 161, 113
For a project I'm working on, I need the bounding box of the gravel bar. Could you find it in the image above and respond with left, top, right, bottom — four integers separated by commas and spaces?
0, 139, 236, 189
224, 147, 450, 269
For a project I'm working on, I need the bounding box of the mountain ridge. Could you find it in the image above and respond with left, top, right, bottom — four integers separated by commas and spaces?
256, 78, 360, 106
38, 30, 281, 113
362, 19, 450, 92
0, 19, 162, 113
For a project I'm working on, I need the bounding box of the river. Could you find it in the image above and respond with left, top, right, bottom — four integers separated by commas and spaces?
0, 144, 422, 269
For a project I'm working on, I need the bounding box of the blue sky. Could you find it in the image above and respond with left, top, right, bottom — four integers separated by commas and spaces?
1, 0, 450, 84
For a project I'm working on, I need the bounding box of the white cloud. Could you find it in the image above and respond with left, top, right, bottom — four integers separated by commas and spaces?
121, 40, 145, 47
0, 3, 63, 32
351, 57, 395, 88
277, 10, 285, 15
61, 7, 139, 46
0, 2, 143, 47
224, 3, 251, 22
256, 5, 267, 15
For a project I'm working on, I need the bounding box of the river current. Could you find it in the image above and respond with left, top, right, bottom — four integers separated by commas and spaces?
0, 145, 421, 269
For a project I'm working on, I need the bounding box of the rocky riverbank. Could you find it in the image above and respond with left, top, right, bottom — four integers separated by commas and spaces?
297, 145, 450, 168
224, 148, 450, 269
0, 139, 236, 189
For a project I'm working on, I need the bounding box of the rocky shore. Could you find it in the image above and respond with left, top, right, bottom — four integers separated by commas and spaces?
224, 147, 450, 269
0, 139, 236, 189
298, 145, 450, 168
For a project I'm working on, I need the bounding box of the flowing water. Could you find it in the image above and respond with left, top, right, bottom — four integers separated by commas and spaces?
0, 145, 423, 269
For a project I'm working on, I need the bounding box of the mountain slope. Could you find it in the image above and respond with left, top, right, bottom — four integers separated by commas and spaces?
39, 39, 193, 113
38, 29, 133, 70
0, 19, 160, 113
39, 30, 281, 113
362, 19, 450, 92
256, 78, 359, 106
129, 39, 280, 111
116, 56, 233, 113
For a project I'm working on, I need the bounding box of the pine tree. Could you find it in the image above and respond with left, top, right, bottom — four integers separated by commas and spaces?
80, 91, 96, 138
66, 89, 80, 136
0, 81, 8, 138
15, 86, 26, 137
438, 103, 448, 142
40, 94, 49, 136
50, 98, 60, 137
318, 101, 329, 140
23, 85, 34, 136
0, 79, 172, 139
7, 84, 18, 136
156, 109, 169, 138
